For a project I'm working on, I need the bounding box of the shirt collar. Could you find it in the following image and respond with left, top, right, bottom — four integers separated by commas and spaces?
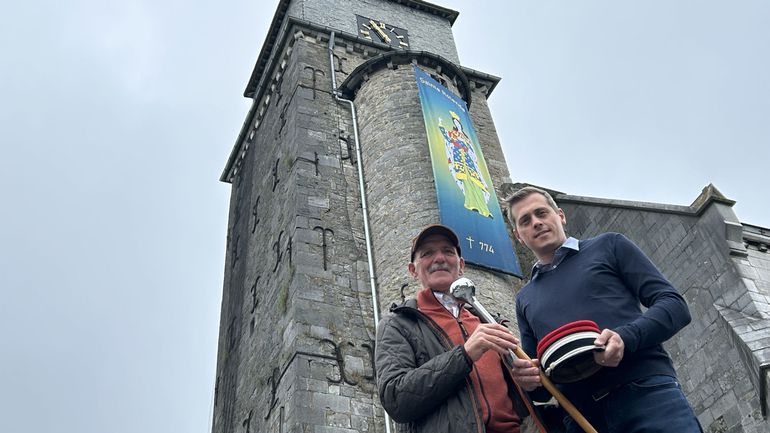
432, 290, 461, 318
530, 237, 579, 279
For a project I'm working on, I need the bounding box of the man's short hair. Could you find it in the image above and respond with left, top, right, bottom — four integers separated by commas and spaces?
504, 186, 559, 227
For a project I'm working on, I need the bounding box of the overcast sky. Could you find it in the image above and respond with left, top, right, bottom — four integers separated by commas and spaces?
1, 1, 768, 433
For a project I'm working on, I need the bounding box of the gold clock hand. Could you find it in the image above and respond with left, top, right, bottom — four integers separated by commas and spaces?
369, 20, 391, 43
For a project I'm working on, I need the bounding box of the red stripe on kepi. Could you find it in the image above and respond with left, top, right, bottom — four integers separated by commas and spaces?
536, 320, 604, 384
537, 320, 601, 357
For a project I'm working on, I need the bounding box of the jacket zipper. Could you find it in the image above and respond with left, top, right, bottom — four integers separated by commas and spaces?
457, 318, 492, 426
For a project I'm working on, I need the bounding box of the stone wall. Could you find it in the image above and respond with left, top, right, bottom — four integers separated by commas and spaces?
214, 34, 387, 433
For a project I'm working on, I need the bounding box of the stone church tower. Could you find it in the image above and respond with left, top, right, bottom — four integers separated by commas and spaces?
213, 1, 522, 432
214, 1, 770, 433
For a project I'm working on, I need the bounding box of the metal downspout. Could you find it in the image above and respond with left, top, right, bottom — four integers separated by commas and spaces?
760, 362, 770, 419
328, 32, 392, 433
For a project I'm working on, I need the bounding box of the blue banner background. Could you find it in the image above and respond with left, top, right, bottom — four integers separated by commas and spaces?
414, 66, 522, 277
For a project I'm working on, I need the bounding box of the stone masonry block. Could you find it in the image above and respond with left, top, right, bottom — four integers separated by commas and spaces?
313, 393, 351, 412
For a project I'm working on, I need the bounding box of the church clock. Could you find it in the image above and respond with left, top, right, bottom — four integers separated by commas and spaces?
356, 15, 409, 48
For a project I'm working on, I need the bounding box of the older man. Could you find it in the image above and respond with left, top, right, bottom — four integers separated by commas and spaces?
505, 186, 702, 433
375, 224, 547, 433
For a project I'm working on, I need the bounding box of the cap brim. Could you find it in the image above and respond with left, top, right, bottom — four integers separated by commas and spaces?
411, 224, 461, 261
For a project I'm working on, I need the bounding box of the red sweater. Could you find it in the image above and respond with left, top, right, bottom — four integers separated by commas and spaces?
417, 288, 520, 433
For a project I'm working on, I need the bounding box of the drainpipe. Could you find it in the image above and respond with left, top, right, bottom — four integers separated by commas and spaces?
760, 362, 770, 419
328, 31, 391, 433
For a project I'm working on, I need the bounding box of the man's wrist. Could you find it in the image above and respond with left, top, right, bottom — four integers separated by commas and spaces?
460, 344, 474, 366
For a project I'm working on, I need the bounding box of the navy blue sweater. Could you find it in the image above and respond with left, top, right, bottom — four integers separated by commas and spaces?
515, 232, 691, 401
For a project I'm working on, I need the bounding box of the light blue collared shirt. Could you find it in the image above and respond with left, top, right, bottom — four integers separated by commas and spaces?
433, 291, 461, 318
531, 237, 580, 280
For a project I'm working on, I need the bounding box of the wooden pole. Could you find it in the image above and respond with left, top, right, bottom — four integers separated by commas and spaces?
510, 347, 598, 433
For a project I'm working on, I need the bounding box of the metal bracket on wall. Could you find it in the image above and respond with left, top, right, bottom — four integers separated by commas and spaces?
231, 235, 240, 269
272, 231, 284, 273
233, 202, 242, 228
294, 152, 319, 176
286, 236, 292, 267
242, 410, 252, 433
339, 134, 356, 165
226, 316, 239, 351
264, 367, 281, 420
249, 282, 259, 335
320, 339, 358, 385
251, 196, 260, 233
262, 339, 376, 420
274, 76, 283, 107
759, 363, 770, 420
313, 226, 334, 270
250, 277, 260, 313
276, 103, 288, 140
232, 177, 245, 228
272, 158, 280, 192
303, 66, 326, 99
333, 53, 347, 74
214, 376, 220, 406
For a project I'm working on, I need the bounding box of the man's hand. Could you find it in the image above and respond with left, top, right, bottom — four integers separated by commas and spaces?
463, 323, 519, 362
593, 329, 624, 367
510, 357, 541, 391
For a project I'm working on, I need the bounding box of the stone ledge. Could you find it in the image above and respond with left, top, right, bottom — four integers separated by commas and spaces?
715, 304, 770, 418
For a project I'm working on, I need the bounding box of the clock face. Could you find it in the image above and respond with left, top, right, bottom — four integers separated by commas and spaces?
356, 15, 409, 49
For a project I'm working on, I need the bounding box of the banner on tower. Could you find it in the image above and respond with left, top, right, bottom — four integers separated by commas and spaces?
414, 65, 522, 277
